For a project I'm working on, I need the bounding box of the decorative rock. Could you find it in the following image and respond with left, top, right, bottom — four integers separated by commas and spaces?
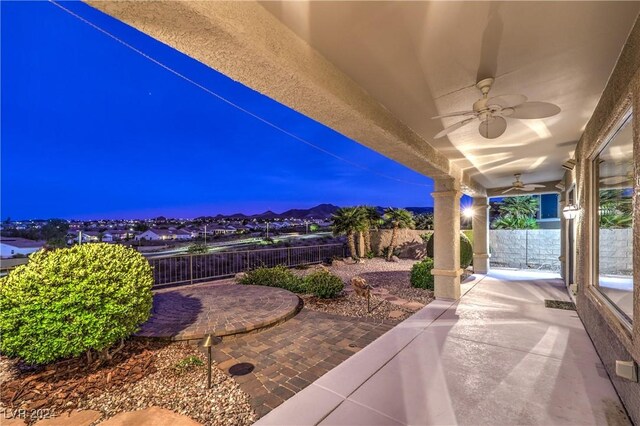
99, 406, 201, 426
313, 264, 330, 272
351, 276, 370, 298
35, 409, 102, 426
388, 310, 405, 319
234, 272, 247, 281
390, 255, 400, 262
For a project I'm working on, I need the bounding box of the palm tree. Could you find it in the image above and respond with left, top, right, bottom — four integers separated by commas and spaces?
332, 207, 365, 259
361, 206, 382, 255
383, 208, 415, 260
498, 196, 538, 219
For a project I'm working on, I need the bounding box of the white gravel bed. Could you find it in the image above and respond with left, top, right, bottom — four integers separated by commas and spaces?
78, 344, 256, 426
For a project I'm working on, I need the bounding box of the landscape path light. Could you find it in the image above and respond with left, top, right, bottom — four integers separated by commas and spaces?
202, 334, 221, 389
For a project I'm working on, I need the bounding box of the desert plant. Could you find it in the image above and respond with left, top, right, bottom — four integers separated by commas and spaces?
0, 243, 153, 364
304, 270, 344, 298
332, 207, 365, 260
492, 216, 539, 229
173, 355, 204, 374
410, 257, 434, 290
237, 265, 306, 293
425, 232, 473, 269
383, 208, 415, 260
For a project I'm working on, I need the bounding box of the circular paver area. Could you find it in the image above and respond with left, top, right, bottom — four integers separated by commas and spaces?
137, 284, 301, 341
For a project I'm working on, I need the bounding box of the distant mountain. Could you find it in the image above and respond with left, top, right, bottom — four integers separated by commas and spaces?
198, 204, 432, 221
279, 203, 340, 219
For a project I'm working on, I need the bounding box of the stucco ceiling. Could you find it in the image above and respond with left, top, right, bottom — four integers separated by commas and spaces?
260, 1, 640, 189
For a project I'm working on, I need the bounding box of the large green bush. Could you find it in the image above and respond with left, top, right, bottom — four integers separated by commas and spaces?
425, 232, 473, 269
0, 243, 154, 364
304, 270, 344, 299
238, 265, 306, 293
410, 257, 434, 290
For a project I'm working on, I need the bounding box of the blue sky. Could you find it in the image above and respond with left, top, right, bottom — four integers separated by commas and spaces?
2, 1, 437, 220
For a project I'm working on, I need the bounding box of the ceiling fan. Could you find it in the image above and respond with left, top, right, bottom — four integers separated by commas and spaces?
502, 174, 545, 194
433, 78, 561, 139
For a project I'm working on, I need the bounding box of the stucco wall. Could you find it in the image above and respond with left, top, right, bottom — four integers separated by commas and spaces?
490, 228, 632, 273
570, 15, 640, 424
370, 229, 429, 259
598, 228, 634, 275
489, 229, 561, 272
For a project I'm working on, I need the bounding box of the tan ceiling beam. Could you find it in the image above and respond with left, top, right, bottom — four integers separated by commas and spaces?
85, 0, 486, 196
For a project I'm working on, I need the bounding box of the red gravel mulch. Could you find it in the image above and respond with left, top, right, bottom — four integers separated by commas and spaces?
1, 339, 165, 413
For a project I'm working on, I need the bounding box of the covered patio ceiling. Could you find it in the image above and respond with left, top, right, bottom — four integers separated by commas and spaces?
85, 1, 640, 194
260, 1, 640, 190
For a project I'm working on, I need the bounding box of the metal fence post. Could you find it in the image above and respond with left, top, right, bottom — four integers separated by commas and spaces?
189, 255, 194, 285
287, 247, 291, 266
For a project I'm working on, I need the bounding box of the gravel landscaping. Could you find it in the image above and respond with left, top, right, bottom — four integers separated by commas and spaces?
0, 340, 255, 426
300, 292, 413, 321
296, 258, 435, 317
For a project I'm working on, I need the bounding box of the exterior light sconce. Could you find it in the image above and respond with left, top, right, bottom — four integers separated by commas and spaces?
562, 204, 581, 220
462, 207, 474, 219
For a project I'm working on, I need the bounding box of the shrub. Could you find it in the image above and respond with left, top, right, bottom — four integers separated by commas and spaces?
425, 232, 473, 269
237, 265, 306, 293
0, 243, 153, 364
187, 242, 208, 254
304, 270, 344, 299
410, 257, 434, 290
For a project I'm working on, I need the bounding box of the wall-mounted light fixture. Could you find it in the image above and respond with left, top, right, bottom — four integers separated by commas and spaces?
562, 204, 581, 220
462, 207, 474, 219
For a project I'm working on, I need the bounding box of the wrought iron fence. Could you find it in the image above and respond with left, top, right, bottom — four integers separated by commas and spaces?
146, 243, 347, 288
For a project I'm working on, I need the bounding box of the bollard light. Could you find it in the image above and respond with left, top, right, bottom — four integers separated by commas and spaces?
202, 334, 213, 389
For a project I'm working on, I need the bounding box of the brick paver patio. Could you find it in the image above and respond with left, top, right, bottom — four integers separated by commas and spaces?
137, 284, 301, 341
210, 308, 397, 418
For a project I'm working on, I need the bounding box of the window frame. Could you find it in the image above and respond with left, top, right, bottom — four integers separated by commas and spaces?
589, 106, 634, 330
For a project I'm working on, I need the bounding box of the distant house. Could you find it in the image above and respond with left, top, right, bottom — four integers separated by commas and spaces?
102, 230, 134, 242
0, 238, 45, 258
208, 225, 236, 235
135, 228, 192, 241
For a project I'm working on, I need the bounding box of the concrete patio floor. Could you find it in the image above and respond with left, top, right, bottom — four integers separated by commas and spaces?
257, 270, 629, 425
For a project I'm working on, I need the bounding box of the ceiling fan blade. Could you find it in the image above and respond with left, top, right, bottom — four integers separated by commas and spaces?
510, 101, 561, 119
479, 116, 507, 139
432, 110, 476, 119
521, 187, 535, 191
502, 187, 515, 194
523, 184, 546, 189
434, 117, 476, 139
487, 94, 527, 109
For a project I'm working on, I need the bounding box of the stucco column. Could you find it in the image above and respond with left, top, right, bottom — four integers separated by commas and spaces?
558, 197, 567, 282
431, 180, 462, 300
472, 197, 490, 274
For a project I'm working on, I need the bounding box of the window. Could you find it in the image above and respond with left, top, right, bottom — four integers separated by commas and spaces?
594, 109, 634, 323
539, 194, 559, 219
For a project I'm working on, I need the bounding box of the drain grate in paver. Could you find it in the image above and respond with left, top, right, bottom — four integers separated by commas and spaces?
545, 299, 576, 310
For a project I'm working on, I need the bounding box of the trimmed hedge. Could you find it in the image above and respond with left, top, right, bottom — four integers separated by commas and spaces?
425, 232, 473, 269
237, 265, 306, 293
410, 257, 435, 290
0, 244, 153, 364
304, 270, 344, 299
